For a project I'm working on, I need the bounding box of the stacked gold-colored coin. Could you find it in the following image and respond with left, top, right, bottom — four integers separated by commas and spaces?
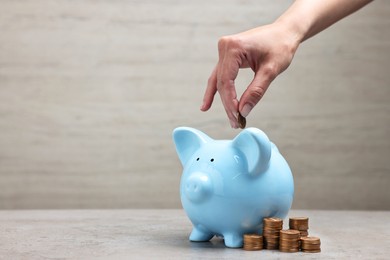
262, 217, 283, 249
289, 217, 309, 237
243, 234, 263, 251
279, 230, 300, 253
301, 237, 321, 253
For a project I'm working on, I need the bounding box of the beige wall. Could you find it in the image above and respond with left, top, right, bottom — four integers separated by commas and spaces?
0, 0, 389, 210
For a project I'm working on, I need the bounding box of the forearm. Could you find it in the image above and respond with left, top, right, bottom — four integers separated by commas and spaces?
275, 0, 373, 43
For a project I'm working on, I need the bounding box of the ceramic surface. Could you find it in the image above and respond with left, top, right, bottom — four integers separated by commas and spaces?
173, 127, 294, 248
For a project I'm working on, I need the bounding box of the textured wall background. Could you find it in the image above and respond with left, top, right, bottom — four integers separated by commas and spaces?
0, 0, 389, 210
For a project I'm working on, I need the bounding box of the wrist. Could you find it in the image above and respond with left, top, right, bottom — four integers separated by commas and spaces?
273, 16, 308, 45
270, 18, 304, 55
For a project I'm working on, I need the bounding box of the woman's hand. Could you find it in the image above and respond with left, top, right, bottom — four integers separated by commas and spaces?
200, 0, 372, 128
200, 22, 300, 128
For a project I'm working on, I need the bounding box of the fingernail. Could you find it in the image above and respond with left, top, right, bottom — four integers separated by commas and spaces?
241, 104, 252, 118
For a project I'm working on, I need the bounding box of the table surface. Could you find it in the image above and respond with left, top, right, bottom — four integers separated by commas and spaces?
0, 209, 389, 260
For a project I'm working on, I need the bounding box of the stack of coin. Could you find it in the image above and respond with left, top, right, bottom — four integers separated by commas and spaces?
301, 237, 321, 253
279, 230, 300, 253
262, 217, 283, 249
243, 234, 263, 251
289, 217, 309, 237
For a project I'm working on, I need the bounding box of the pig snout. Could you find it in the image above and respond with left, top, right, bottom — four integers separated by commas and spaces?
185, 172, 212, 203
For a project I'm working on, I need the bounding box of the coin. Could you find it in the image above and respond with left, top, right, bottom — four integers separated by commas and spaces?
301, 244, 321, 250
280, 229, 300, 238
237, 112, 246, 129
289, 217, 309, 240
243, 234, 263, 251
262, 230, 281, 235
279, 247, 299, 253
302, 249, 321, 253
263, 218, 283, 226
299, 230, 309, 237
289, 217, 309, 231
300, 236, 321, 243
262, 217, 283, 250
278, 229, 301, 253
301, 236, 321, 253
242, 216, 321, 254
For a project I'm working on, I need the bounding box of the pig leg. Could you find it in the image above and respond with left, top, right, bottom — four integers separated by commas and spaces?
223, 232, 243, 248
189, 226, 214, 242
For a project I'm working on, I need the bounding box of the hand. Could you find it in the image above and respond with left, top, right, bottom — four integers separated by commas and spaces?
200, 22, 300, 128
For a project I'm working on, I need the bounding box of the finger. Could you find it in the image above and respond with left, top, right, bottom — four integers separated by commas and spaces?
217, 67, 240, 128
239, 63, 277, 117
200, 66, 218, 111
218, 80, 239, 129
217, 55, 241, 128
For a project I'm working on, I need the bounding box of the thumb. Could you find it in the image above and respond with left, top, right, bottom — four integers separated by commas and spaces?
239, 66, 276, 117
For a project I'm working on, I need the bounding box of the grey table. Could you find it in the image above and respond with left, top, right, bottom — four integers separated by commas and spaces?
0, 209, 389, 259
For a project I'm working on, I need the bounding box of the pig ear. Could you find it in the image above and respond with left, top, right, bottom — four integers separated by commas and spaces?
232, 128, 271, 175
173, 127, 212, 166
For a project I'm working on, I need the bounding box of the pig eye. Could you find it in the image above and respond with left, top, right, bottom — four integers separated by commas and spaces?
210, 158, 214, 162
196, 158, 200, 161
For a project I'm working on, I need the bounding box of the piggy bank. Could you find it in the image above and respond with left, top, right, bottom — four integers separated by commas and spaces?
173, 127, 294, 248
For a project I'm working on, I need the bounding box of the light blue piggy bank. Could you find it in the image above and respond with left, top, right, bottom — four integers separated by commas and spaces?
173, 127, 294, 248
